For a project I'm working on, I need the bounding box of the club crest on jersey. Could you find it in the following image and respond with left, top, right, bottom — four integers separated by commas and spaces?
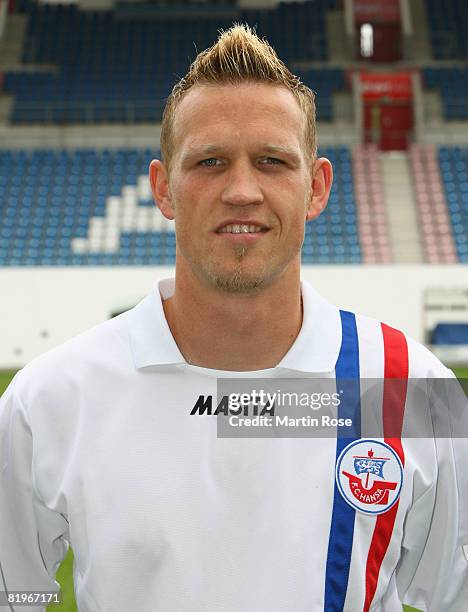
335, 439, 403, 515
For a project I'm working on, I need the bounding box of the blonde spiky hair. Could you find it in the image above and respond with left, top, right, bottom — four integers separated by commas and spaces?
159, 23, 317, 174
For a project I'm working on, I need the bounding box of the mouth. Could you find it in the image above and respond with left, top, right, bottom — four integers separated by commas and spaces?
215, 223, 270, 244
217, 223, 269, 234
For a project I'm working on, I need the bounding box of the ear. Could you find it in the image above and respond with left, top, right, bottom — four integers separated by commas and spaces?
149, 159, 175, 221
306, 157, 333, 222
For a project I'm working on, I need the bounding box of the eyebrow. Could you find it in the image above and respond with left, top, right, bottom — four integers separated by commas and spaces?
181, 144, 302, 165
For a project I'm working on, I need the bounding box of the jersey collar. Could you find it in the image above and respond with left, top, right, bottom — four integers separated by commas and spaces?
128, 277, 342, 374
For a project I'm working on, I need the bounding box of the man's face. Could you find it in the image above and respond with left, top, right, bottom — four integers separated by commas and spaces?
152, 82, 328, 293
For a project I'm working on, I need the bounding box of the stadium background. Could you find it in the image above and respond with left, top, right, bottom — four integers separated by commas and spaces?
0, 0, 467, 609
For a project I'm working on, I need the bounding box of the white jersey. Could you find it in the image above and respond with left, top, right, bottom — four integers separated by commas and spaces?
0, 278, 467, 611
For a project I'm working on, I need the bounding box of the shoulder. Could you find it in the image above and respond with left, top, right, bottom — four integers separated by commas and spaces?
405, 334, 453, 378
13, 309, 134, 405
351, 312, 452, 379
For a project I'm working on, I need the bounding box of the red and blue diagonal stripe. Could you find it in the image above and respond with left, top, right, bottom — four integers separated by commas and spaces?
324, 310, 361, 611
323, 317, 409, 611
363, 323, 408, 612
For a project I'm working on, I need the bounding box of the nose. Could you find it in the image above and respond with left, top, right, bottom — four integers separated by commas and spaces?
220, 159, 264, 207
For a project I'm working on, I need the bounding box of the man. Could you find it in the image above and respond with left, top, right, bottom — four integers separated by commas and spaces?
0, 24, 467, 612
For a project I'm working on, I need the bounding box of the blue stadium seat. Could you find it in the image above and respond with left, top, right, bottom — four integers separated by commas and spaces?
6, 0, 341, 125
0, 145, 361, 265
426, 0, 468, 60
423, 68, 468, 121
437, 147, 468, 261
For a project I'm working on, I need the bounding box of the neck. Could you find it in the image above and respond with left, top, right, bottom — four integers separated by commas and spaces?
163, 263, 303, 371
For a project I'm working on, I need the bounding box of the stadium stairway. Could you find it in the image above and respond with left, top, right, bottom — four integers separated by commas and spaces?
326, 8, 348, 62
408, 0, 432, 62
0, 13, 28, 124
380, 152, 423, 264
421, 86, 444, 127
0, 14, 28, 68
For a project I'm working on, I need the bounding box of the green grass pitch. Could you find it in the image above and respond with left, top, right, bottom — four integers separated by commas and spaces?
2, 368, 467, 611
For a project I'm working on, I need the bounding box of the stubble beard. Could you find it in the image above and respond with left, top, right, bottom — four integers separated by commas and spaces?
187, 235, 302, 295
207, 245, 267, 294
176, 203, 307, 294
175, 211, 270, 294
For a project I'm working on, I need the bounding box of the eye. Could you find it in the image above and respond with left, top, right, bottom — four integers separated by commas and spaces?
261, 157, 284, 165
199, 158, 221, 167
